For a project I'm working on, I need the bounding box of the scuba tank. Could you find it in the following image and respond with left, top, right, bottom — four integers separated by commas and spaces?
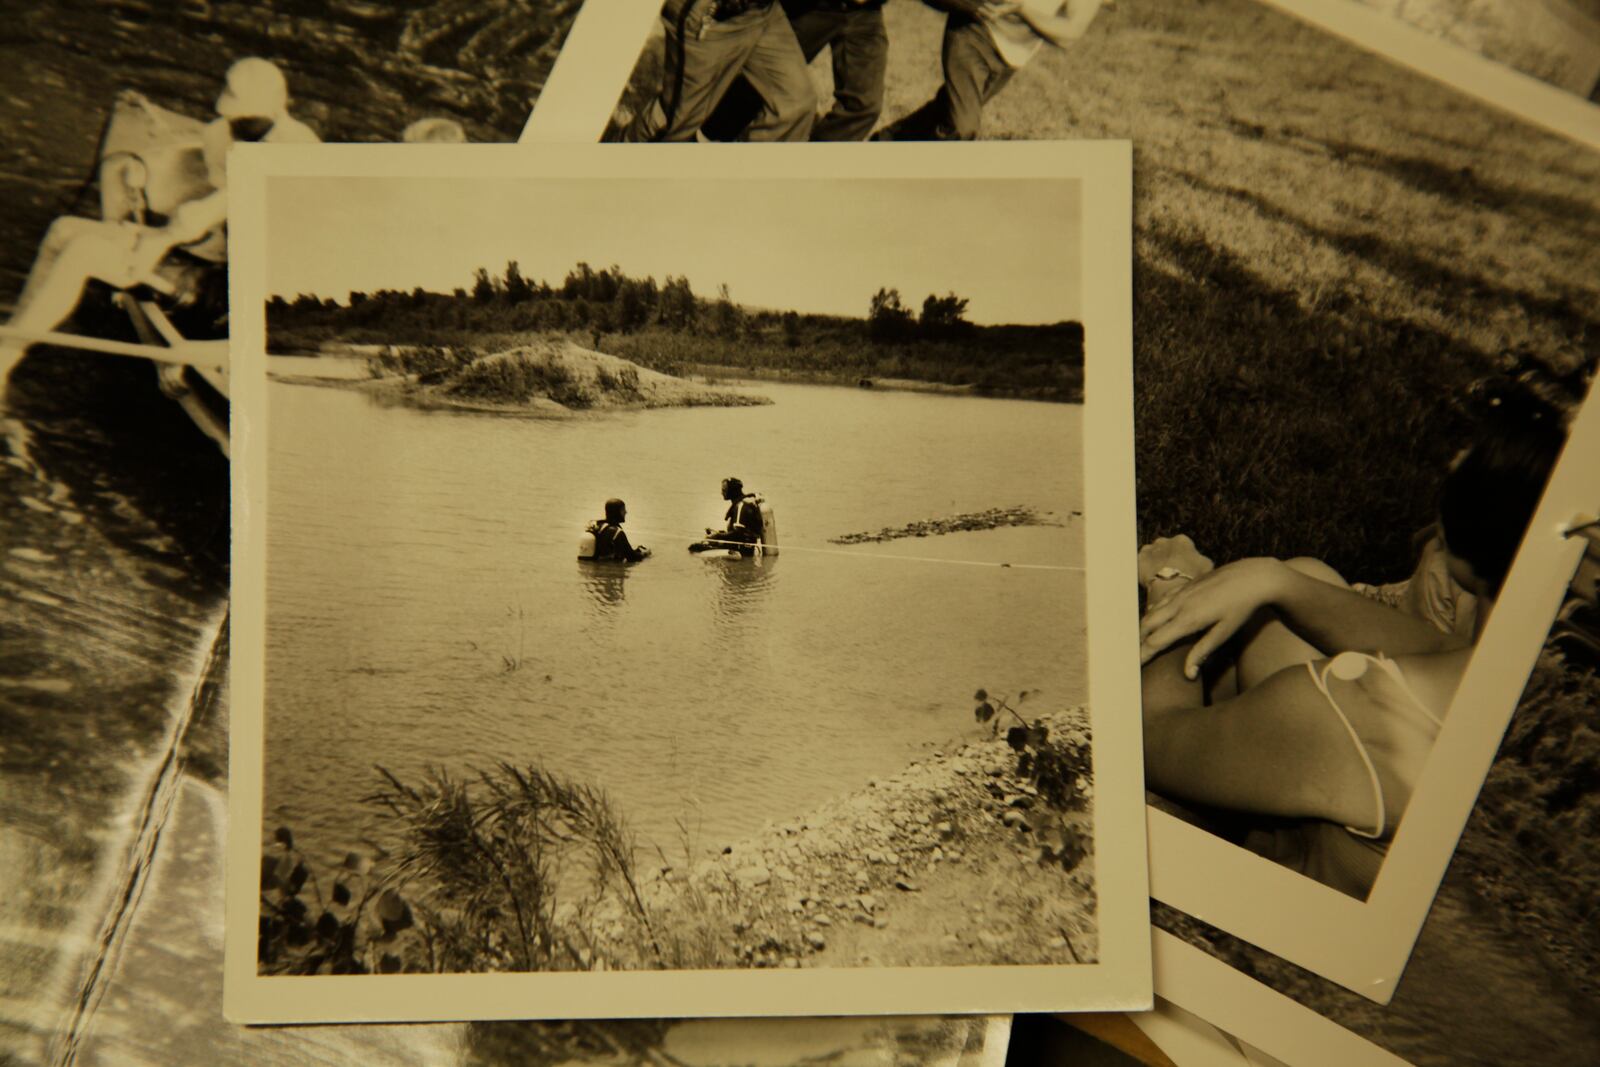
577, 520, 599, 560
749, 493, 778, 558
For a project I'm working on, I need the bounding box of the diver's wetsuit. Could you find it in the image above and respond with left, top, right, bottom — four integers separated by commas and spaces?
591, 521, 648, 563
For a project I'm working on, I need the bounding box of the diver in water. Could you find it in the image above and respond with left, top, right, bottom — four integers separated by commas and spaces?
691, 476, 765, 554
581, 498, 651, 562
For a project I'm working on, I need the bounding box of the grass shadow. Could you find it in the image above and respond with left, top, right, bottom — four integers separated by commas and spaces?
1133, 221, 1504, 582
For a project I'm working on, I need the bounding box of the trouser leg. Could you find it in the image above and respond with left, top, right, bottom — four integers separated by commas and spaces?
811, 7, 886, 141
703, 2, 837, 142
739, 3, 817, 141
873, 14, 984, 142
626, 7, 766, 142
936, 18, 1006, 141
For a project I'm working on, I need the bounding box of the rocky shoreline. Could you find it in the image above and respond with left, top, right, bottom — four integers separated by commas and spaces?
589, 709, 1098, 970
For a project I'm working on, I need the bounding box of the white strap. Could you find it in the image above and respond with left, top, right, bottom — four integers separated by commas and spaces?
1305, 655, 1387, 840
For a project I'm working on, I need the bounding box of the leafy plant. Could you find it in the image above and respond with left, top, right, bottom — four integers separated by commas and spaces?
258, 826, 419, 975
974, 686, 1094, 873
972, 686, 1034, 736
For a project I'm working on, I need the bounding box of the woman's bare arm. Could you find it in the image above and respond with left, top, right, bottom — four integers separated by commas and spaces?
1141, 557, 1466, 679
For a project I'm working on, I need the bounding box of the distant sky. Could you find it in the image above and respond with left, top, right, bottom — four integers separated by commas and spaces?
264, 176, 1082, 325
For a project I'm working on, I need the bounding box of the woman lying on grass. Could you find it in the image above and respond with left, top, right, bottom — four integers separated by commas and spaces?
1137, 385, 1568, 898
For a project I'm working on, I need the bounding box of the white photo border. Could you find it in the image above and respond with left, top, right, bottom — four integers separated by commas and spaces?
1133, 931, 1409, 1067
222, 141, 1151, 1024
520, 0, 664, 143
1262, 0, 1600, 151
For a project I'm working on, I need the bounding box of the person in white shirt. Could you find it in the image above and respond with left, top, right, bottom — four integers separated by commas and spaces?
1, 58, 318, 385
879, 0, 1105, 140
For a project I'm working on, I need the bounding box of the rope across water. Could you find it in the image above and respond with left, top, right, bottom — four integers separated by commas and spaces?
624, 525, 1088, 574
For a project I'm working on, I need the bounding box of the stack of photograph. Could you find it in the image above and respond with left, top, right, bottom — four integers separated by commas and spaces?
0, 1, 1595, 1065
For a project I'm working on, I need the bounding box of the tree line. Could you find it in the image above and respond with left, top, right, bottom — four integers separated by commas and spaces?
269, 261, 1076, 345
268, 261, 1086, 401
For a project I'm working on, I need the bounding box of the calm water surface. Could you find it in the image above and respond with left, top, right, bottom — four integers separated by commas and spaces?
263, 375, 1085, 858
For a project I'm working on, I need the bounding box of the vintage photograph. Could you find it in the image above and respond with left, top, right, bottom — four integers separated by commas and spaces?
588, 0, 1600, 997
1147, 395, 1600, 1067
223, 142, 1148, 1022
0, 4, 595, 1063
588, 0, 1600, 1003
601, 0, 1597, 146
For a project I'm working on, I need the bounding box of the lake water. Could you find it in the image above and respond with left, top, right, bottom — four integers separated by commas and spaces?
262, 373, 1086, 861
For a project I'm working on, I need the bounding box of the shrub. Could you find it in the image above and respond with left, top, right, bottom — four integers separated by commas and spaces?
448, 351, 595, 408
974, 688, 1095, 872
260, 763, 665, 975
366, 345, 474, 381
258, 826, 413, 975
595, 364, 641, 399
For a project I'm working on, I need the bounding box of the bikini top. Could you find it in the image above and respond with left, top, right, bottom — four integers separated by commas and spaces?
1304, 651, 1444, 841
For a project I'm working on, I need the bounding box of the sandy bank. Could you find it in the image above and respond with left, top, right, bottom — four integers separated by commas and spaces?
272, 340, 769, 415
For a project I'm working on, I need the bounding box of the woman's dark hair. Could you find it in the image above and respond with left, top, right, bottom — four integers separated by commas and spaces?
1438, 381, 1568, 598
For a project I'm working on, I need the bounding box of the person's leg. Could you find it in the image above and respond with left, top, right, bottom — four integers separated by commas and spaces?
1, 217, 140, 381
811, 6, 887, 141
703, 2, 838, 141
739, 3, 818, 141
1141, 639, 1207, 716
936, 19, 1015, 140
975, 47, 1015, 111
932, 17, 995, 141
625, 8, 767, 143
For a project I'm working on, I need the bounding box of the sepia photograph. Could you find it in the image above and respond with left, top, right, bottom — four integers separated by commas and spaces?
601, 0, 1597, 146
1147, 378, 1600, 1067
586, 0, 1600, 999
0, 6, 1028, 1063
0, 4, 591, 1063
222, 141, 1149, 1023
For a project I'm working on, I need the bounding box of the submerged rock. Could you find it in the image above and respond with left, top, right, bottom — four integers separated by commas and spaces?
828, 505, 1076, 545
